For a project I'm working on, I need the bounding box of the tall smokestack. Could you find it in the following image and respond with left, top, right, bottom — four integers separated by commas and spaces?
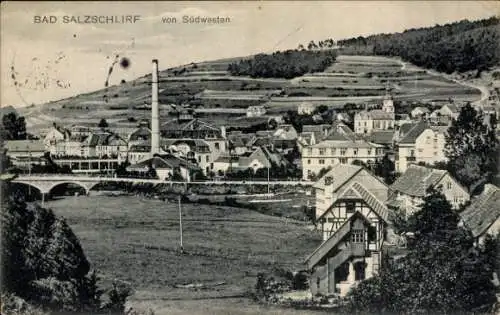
151, 59, 160, 156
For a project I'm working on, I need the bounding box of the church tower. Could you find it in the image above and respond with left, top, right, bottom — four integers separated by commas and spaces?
382, 85, 394, 113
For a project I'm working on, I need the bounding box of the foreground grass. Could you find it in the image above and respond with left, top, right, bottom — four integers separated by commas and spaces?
45, 195, 322, 313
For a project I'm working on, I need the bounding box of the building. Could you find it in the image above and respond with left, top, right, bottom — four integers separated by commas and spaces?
273, 124, 298, 140
246, 105, 267, 117
298, 102, 317, 115
410, 106, 430, 119
305, 164, 390, 296
126, 154, 201, 181
354, 92, 395, 134
4, 140, 46, 167
163, 139, 212, 175
44, 124, 71, 154
301, 132, 385, 180
439, 103, 460, 120
396, 121, 447, 173
459, 184, 500, 244
237, 146, 290, 173
128, 126, 151, 149
387, 164, 470, 215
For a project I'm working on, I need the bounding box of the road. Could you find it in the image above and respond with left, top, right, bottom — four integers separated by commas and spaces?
397, 59, 489, 106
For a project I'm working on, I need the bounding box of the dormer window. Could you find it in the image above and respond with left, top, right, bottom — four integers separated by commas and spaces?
325, 176, 333, 185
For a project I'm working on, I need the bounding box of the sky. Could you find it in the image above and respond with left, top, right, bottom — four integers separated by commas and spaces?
1, 1, 498, 107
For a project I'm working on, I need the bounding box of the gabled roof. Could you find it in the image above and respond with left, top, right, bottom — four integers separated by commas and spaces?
317, 181, 389, 222
460, 184, 500, 238
129, 127, 151, 141
390, 165, 448, 197
161, 118, 219, 131
365, 130, 395, 145
127, 154, 200, 171
411, 106, 430, 114
398, 121, 429, 144
4, 140, 45, 152
313, 164, 363, 190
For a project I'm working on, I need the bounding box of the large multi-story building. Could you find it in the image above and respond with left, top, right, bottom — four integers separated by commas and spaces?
301, 133, 385, 180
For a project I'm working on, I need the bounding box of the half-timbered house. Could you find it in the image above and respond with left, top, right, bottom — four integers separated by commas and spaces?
305, 164, 390, 296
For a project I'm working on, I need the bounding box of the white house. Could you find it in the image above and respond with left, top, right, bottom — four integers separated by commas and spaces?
246, 106, 267, 117
301, 132, 385, 180
396, 121, 448, 173
354, 92, 395, 134
4, 140, 46, 167
44, 124, 71, 154
410, 106, 430, 118
387, 164, 470, 215
298, 102, 317, 115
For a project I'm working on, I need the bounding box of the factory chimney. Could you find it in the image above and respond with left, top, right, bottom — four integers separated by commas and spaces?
151, 59, 160, 156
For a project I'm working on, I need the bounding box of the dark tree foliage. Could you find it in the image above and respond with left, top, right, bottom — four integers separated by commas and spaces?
444, 103, 499, 190
347, 187, 498, 314
2, 112, 27, 140
228, 49, 337, 79
338, 16, 500, 74
0, 178, 131, 313
98, 118, 109, 129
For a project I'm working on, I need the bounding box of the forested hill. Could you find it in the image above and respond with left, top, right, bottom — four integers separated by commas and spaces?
337, 16, 499, 74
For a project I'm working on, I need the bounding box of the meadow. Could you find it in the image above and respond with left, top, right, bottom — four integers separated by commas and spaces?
45, 195, 323, 314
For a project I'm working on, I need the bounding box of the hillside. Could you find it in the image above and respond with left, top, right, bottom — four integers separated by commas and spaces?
336, 16, 500, 74
20, 53, 481, 135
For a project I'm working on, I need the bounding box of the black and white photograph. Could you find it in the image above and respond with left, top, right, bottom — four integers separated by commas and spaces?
1, 1, 499, 314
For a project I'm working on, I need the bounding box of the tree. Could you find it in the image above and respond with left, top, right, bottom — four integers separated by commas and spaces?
98, 118, 109, 129
373, 154, 396, 184
2, 112, 27, 140
444, 103, 499, 190
347, 186, 497, 314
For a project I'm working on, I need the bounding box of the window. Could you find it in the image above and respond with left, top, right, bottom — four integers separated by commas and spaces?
340, 158, 348, 164
410, 150, 415, 157
447, 182, 452, 189
352, 229, 364, 243
353, 149, 358, 156
215, 142, 220, 150
205, 156, 209, 162
418, 148, 423, 153
340, 148, 347, 156
198, 156, 201, 163
346, 201, 355, 213
307, 148, 312, 155
319, 148, 326, 155
331, 148, 336, 155
319, 159, 325, 164
307, 159, 311, 165
367, 149, 372, 155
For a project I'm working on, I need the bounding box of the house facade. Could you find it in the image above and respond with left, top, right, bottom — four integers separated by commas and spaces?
354, 93, 395, 134
4, 140, 46, 167
396, 121, 447, 173
246, 106, 267, 117
298, 102, 317, 115
44, 125, 70, 154
301, 134, 385, 180
305, 164, 390, 296
387, 165, 470, 216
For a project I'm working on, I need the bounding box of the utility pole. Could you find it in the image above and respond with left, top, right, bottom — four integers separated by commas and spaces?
178, 194, 184, 253
267, 165, 270, 195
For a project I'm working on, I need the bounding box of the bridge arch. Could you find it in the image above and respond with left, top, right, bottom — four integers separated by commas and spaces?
46, 181, 99, 196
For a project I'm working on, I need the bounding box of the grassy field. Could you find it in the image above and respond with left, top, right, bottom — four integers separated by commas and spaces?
45, 195, 323, 314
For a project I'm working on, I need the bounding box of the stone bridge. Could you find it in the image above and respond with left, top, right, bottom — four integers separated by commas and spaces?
11, 175, 313, 197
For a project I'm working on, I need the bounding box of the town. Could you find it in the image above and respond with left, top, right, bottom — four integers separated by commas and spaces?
1, 6, 500, 315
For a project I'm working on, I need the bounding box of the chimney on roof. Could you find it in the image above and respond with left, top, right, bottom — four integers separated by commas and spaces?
151, 59, 160, 156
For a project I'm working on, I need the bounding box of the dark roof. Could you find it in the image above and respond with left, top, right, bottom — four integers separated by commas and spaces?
161, 118, 219, 131
366, 131, 395, 145
460, 184, 500, 238
129, 127, 151, 141
127, 154, 200, 171
390, 165, 447, 197
398, 121, 429, 144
